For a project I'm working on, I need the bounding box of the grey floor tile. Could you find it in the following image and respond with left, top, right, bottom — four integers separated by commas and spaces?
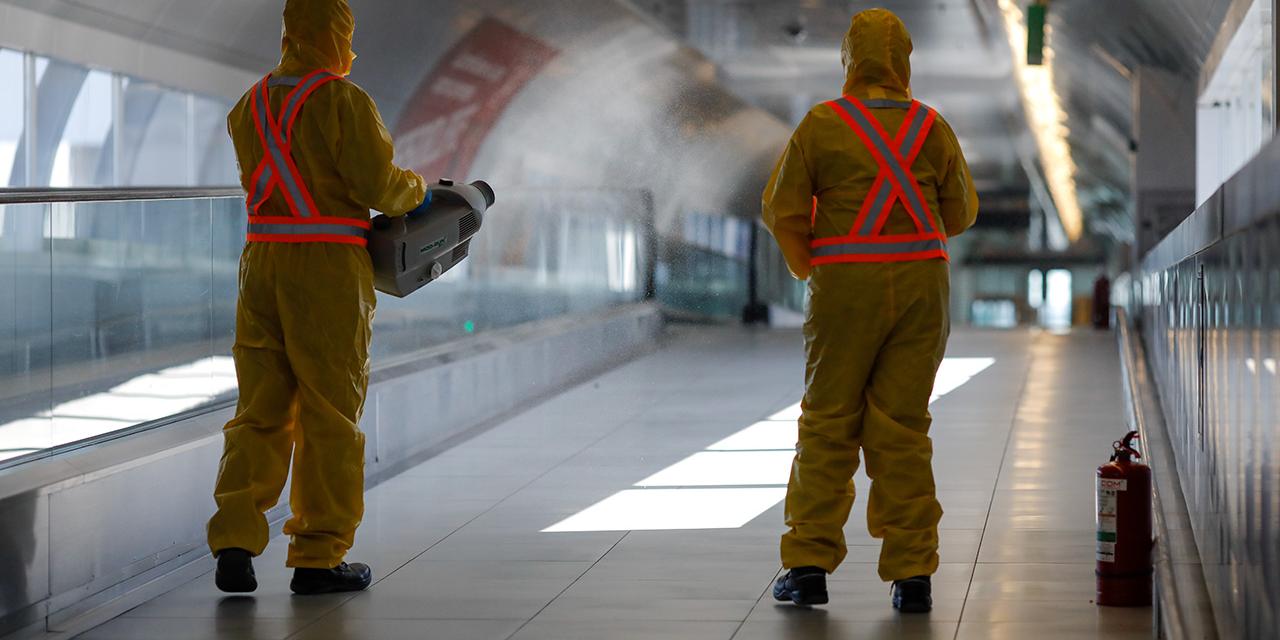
957, 598, 1152, 626
393, 559, 594, 582
964, 576, 1099, 602
416, 530, 627, 562
732, 618, 958, 640
535, 579, 759, 622
121, 579, 350, 622
976, 528, 1099, 563
76, 616, 304, 640
509, 619, 741, 639
332, 577, 568, 620
955, 621, 1152, 640
290, 618, 524, 640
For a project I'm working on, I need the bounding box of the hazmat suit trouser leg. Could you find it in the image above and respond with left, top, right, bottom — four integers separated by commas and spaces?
207, 243, 376, 569
781, 261, 948, 581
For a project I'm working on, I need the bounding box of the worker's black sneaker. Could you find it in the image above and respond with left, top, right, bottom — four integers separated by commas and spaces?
290, 562, 373, 595
891, 575, 932, 613
772, 566, 829, 606
214, 548, 257, 594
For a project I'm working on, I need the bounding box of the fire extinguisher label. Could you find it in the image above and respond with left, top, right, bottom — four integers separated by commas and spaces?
1096, 477, 1127, 562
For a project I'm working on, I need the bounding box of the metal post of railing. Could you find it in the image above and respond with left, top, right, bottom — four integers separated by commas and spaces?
741, 220, 769, 325
640, 189, 658, 301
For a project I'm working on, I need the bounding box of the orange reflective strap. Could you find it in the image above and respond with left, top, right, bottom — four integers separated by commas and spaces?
243, 71, 367, 246
808, 97, 948, 265
246, 79, 285, 217
830, 97, 937, 233
252, 79, 308, 217
849, 101, 921, 236
282, 72, 341, 141
259, 79, 317, 218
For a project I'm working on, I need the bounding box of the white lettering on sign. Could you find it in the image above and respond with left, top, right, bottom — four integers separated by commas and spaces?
451, 53, 507, 82
397, 104, 481, 171
429, 77, 478, 102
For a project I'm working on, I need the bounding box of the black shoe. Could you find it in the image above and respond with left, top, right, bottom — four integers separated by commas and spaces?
290, 562, 373, 595
214, 548, 257, 594
892, 575, 932, 613
772, 567, 829, 606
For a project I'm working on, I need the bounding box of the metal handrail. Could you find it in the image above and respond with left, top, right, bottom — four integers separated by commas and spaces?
0, 187, 243, 205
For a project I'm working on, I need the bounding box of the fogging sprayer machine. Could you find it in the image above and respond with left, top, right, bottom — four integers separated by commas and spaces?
368, 179, 495, 298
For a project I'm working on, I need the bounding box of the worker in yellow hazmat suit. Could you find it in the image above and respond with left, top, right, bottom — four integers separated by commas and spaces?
763, 9, 978, 611
206, 0, 426, 595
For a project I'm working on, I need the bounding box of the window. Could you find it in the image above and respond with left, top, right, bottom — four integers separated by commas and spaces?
121, 80, 192, 186
0, 49, 23, 187
193, 94, 237, 185
52, 69, 113, 187
0, 48, 236, 188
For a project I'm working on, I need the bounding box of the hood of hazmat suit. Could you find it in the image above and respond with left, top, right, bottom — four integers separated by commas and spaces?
208, 0, 426, 570
841, 8, 913, 101
762, 9, 980, 583
280, 0, 357, 77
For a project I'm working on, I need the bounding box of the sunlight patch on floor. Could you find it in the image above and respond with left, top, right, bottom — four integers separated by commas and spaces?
544, 356, 996, 533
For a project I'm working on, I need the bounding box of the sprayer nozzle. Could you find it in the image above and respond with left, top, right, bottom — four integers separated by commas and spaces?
470, 181, 496, 208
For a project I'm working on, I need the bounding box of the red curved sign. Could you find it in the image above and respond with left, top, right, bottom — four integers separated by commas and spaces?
394, 18, 558, 182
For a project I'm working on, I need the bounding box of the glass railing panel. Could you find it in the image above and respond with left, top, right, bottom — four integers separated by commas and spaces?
0, 187, 656, 468
48, 198, 226, 442
0, 194, 242, 467
0, 202, 54, 463
656, 240, 749, 317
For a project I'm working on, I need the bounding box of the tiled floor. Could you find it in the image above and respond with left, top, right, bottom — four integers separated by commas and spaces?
75, 326, 1153, 639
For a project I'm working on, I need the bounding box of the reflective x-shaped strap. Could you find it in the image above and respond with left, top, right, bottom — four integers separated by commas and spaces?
829, 97, 938, 236
246, 71, 341, 218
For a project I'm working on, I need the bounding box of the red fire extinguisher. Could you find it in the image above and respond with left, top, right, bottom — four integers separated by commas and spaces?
1096, 430, 1152, 607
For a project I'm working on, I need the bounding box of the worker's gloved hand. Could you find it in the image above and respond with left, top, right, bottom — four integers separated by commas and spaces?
406, 190, 433, 218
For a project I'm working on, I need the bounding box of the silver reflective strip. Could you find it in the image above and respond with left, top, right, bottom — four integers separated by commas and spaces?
859, 180, 892, 236
268, 76, 302, 87
837, 97, 932, 231
254, 89, 313, 217
248, 223, 367, 238
812, 238, 945, 257
897, 106, 938, 233
280, 73, 332, 133
861, 99, 913, 110
857, 105, 930, 236
252, 165, 272, 201
898, 105, 930, 162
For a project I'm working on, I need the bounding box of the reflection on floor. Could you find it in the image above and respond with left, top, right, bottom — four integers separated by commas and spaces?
75, 327, 1152, 640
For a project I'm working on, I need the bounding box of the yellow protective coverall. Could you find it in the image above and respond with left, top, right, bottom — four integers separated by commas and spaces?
206, 0, 426, 569
763, 9, 979, 581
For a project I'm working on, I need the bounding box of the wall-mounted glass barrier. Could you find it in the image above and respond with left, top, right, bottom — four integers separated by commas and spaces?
0, 187, 653, 469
